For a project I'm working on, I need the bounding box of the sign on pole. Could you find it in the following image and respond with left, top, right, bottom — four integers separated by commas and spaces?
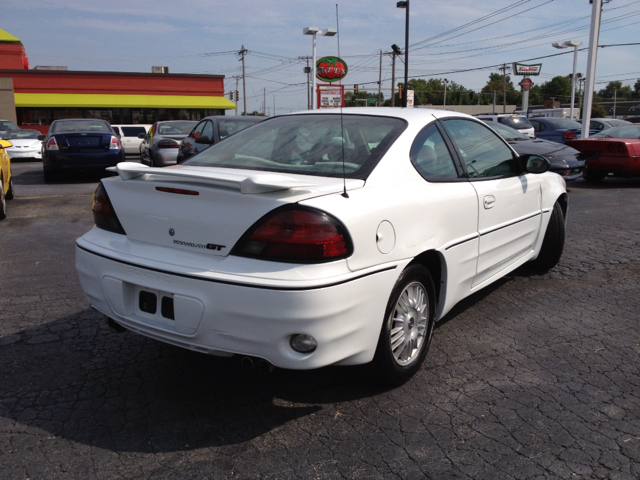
512, 63, 542, 76
317, 84, 344, 108
407, 90, 415, 107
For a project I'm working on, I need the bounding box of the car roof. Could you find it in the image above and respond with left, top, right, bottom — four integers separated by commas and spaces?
281, 107, 471, 122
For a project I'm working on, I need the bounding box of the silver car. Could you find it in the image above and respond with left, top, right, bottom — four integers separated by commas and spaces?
139, 120, 197, 167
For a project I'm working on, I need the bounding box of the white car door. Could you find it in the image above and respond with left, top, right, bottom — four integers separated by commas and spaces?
441, 118, 542, 288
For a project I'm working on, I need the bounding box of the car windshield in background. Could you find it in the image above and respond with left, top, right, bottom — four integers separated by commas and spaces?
51, 120, 111, 133
592, 125, 640, 139
491, 123, 528, 140
499, 116, 533, 129
218, 118, 263, 140
0, 120, 19, 131
184, 114, 407, 179
3, 130, 41, 140
545, 118, 582, 129
158, 122, 196, 135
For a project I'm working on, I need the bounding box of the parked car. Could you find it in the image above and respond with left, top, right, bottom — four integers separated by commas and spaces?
623, 117, 640, 124
2, 129, 45, 160
110, 124, 151, 156
565, 124, 640, 182
528, 117, 596, 144
578, 118, 630, 133
474, 114, 536, 138
0, 138, 15, 220
0, 119, 19, 138
76, 108, 567, 385
42, 119, 124, 183
177, 116, 267, 163
139, 120, 197, 167
485, 122, 585, 181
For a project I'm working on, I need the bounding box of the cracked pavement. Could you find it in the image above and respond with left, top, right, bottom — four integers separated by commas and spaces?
1, 162, 639, 479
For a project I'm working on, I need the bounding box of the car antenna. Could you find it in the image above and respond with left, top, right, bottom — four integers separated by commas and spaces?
336, 3, 349, 199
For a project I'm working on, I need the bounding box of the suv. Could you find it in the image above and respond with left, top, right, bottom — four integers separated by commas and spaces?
111, 124, 151, 156
475, 114, 535, 138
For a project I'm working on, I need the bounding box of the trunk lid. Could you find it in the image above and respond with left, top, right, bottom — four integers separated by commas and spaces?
55, 133, 113, 153
103, 163, 364, 257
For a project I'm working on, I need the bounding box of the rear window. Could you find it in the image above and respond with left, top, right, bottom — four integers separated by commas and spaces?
0, 120, 18, 131
157, 122, 196, 135
497, 116, 533, 130
592, 125, 640, 139
51, 120, 111, 133
184, 114, 407, 179
121, 126, 147, 137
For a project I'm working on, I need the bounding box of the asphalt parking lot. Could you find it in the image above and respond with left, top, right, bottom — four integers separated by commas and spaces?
1, 160, 639, 479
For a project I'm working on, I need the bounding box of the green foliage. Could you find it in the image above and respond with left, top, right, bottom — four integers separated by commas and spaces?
597, 81, 633, 100
540, 76, 572, 100
344, 90, 383, 107
591, 102, 608, 118
634, 79, 640, 96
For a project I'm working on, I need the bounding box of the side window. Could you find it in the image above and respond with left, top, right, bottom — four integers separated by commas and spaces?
201, 121, 214, 140
590, 121, 603, 131
112, 126, 121, 136
442, 119, 517, 179
190, 121, 207, 140
149, 124, 156, 138
530, 120, 545, 132
410, 123, 459, 181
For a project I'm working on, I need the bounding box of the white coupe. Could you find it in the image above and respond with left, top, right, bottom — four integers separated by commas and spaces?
2, 129, 44, 159
76, 108, 567, 385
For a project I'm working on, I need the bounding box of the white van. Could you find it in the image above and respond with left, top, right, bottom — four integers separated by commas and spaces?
111, 124, 151, 156
475, 114, 536, 138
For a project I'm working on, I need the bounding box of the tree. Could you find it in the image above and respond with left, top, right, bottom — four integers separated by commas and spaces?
634, 79, 640, 97
482, 73, 515, 108
591, 102, 608, 118
344, 90, 382, 108
597, 81, 633, 101
540, 76, 572, 101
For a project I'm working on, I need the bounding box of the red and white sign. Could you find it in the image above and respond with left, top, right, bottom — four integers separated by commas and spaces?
519, 78, 534, 90
317, 84, 344, 108
512, 63, 542, 76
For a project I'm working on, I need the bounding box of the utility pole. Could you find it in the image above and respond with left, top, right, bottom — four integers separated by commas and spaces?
263, 88, 266, 116
581, 0, 603, 139
499, 63, 510, 113
239, 45, 248, 116
298, 56, 312, 109
378, 50, 382, 106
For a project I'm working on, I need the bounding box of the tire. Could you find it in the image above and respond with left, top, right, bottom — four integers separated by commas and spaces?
583, 169, 607, 182
5, 176, 14, 200
373, 264, 436, 385
529, 201, 565, 272
0, 177, 6, 220
43, 167, 55, 183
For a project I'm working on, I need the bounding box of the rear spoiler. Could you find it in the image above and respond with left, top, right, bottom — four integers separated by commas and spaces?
108, 162, 314, 194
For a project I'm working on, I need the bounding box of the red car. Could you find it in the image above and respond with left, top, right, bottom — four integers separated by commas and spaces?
565, 124, 640, 182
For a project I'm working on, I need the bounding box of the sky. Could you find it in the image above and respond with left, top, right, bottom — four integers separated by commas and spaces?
2, 0, 639, 115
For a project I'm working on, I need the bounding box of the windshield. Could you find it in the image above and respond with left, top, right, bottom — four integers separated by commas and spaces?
51, 120, 111, 133
546, 118, 582, 130
157, 121, 196, 135
498, 116, 533, 130
2, 129, 41, 140
0, 120, 19, 131
490, 123, 529, 141
184, 114, 407, 179
592, 124, 640, 139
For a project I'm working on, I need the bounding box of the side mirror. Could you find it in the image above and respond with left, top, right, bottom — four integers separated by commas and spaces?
38, 135, 45, 141
195, 135, 213, 145
138, 133, 146, 139
521, 154, 550, 174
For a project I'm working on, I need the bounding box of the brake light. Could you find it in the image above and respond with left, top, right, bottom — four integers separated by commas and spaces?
232, 206, 352, 263
562, 131, 577, 140
92, 182, 126, 234
606, 142, 628, 155
109, 135, 122, 149
158, 139, 179, 149
46, 137, 58, 150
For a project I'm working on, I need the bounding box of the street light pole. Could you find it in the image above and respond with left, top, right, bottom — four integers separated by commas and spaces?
397, 1, 409, 108
303, 27, 337, 110
442, 79, 449, 107
581, 0, 603, 139
553, 40, 582, 120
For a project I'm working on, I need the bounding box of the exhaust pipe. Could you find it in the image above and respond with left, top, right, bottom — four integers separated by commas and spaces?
106, 317, 126, 333
258, 359, 275, 374
240, 356, 255, 371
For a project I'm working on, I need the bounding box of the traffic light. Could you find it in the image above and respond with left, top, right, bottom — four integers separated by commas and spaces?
397, 83, 403, 100
235, 90, 239, 102
354, 84, 359, 94
229, 91, 234, 100
469, 91, 475, 101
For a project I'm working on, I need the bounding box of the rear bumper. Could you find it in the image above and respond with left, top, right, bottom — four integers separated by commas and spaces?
587, 155, 640, 175
75, 242, 402, 369
45, 150, 124, 169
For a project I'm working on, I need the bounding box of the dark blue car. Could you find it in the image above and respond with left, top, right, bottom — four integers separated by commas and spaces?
42, 119, 124, 182
528, 117, 596, 144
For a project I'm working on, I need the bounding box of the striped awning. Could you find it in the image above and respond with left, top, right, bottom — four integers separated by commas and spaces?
14, 93, 236, 110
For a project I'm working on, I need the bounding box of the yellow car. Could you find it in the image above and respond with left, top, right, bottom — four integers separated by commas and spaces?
0, 138, 14, 220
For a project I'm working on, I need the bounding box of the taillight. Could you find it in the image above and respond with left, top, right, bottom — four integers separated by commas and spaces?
110, 135, 121, 149
46, 137, 58, 150
606, 142, 628, 155
232, 206, 352, 263
158, 139, 179, 149
92, 182, 126, 234
562, 131, 577, 140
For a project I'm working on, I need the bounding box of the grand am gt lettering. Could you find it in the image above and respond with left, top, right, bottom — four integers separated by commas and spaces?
76, 108, 567, 386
